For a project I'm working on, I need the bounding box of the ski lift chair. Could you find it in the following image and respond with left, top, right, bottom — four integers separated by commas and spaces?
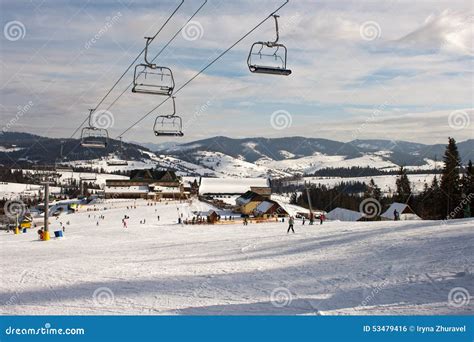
153, 97, 184, 137
80, 109, 109, 148
132, 37, 175, 96
81, 127, 109, 148
247, 15, 291, 76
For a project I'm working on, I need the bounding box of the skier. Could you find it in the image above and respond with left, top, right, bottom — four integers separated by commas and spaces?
302, 217, 305, 225
320, 214, 325, 225
243, 217, 248, 226
157, 215, 160, 221
287, 216, 295, 234
394, 209, 400, 221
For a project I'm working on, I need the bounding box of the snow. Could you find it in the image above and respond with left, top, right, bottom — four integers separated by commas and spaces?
0, 146, 23, 153
300, 174, 437, 194
104, 185, 149, 194
257, 152, 400, 175
255, 201, 274, 213
326, 207, 365, 221
195, 151, 290, 178
0, 182, 61, 199
199, 177, 269, 195
1, 198, 472, 315
382, 203, 421, 221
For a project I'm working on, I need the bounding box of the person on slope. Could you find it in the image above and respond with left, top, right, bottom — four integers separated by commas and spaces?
287, 216, 295, 234
393, 209, 400, 221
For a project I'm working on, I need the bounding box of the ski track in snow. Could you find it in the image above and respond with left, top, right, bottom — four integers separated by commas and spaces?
0, 199, 473, 315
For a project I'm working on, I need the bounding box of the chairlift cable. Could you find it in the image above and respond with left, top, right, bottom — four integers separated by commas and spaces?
103, 0, 208, 113
117, 0, 290, 138
70, 0, 185, 138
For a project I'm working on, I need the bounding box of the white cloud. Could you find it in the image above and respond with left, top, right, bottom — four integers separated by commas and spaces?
0, 0, 472, 144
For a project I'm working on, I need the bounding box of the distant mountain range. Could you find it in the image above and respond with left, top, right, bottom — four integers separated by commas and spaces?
1, 132, 472, 178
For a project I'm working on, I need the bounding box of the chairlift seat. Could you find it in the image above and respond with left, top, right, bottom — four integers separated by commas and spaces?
153, 114, 184, 137
81, 127, 108, 149
154, 130, 184, 137
247, 42, 290, 76
249, 65, 291, 76
132, 65, 175, 96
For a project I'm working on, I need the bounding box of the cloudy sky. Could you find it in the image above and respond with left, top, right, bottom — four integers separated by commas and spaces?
0, 0, 472, 145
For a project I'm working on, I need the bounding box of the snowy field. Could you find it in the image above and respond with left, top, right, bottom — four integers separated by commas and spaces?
0, 199, 472, 315
300, 174, 437, 194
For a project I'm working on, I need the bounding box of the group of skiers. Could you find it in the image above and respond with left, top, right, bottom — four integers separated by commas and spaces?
287, 214, 325, 234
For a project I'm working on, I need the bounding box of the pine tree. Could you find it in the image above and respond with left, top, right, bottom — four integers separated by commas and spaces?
289, 192, 298, 205
364, 178, 382, 201
395, 166, 411, 203
461, 160, 473, 217
440, 137, 463, 219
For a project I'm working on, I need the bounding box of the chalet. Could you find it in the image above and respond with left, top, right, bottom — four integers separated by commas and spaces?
254, 199, 289, 218
326, 207, 366, 222
199, 177, 270, 197
105, 169, 188, 200
236, 191, 270, 215
381, 203, 421, 221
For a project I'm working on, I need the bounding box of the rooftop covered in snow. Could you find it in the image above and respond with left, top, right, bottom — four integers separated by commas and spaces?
199, 177, 269, 195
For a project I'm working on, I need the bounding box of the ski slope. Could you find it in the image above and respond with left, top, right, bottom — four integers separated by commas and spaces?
0, 199, 472, 315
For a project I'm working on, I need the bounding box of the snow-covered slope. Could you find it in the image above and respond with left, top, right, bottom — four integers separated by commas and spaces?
301, 174, 438, 194
0, 199, 472, 315
256, 152, 400, 175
